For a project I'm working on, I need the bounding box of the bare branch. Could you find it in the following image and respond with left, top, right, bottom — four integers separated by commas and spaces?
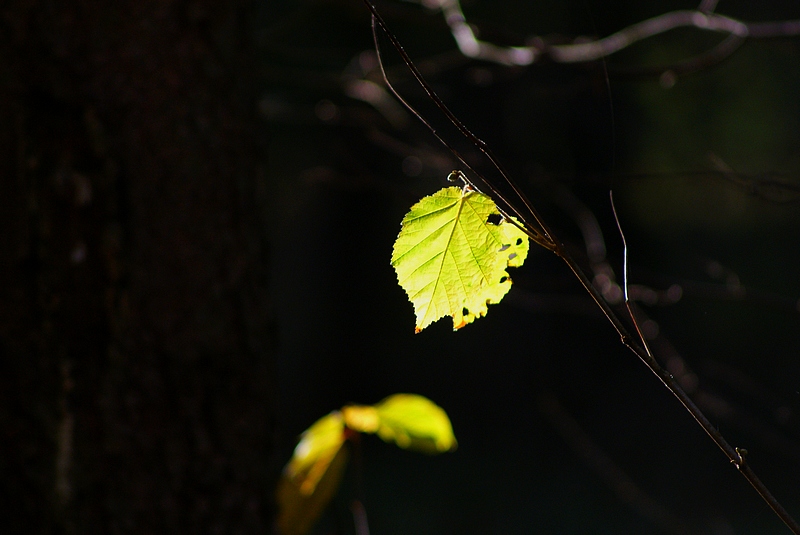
707, 152, 800, 204
417, 0, 800, 67
610, 191, 654, 358
749, 19, 800, 38
547, 11, 748, 63
425, 0, 537, 66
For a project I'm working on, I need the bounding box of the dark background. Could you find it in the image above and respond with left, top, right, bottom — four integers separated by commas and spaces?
2, 0, 800, 534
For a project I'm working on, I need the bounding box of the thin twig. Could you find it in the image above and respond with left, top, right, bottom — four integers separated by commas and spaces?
362, 1, 800, 532
609, 191, 653, 358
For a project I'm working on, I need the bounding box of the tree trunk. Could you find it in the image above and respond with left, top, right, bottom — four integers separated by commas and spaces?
0, 1, 276, 532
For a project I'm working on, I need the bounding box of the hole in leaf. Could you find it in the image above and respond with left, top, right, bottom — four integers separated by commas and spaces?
499, 276, 508, 283
516, 238, 523, 245
462, 307, 470, 316
499, 244, 510, 252
486, 213, 502, 225
508, 253, 517, 261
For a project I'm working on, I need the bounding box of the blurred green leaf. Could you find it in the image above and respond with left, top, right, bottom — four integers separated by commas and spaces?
276, 412, 348, 535
371, 394, 457, 453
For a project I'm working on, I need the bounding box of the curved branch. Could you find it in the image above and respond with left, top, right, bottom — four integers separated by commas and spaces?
420, 0, 800, 68
546, 10, 747, 63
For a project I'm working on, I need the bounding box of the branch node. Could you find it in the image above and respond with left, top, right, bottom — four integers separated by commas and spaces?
734, 447, 749, 468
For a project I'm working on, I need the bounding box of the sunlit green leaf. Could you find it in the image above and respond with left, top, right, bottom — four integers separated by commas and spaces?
391, 186, 529, 332
371, 394, 457, 453
276, 411, 348, 535
281, 411, 346, 495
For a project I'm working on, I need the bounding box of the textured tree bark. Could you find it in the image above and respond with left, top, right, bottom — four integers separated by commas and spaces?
0, 1, 276, 532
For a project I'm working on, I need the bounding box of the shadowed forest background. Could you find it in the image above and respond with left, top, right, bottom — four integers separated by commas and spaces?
2, 0, 800, 533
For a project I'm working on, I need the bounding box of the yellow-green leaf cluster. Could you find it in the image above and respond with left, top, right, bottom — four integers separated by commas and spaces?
391, 186, 529, 332
276, 394, 456, 535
